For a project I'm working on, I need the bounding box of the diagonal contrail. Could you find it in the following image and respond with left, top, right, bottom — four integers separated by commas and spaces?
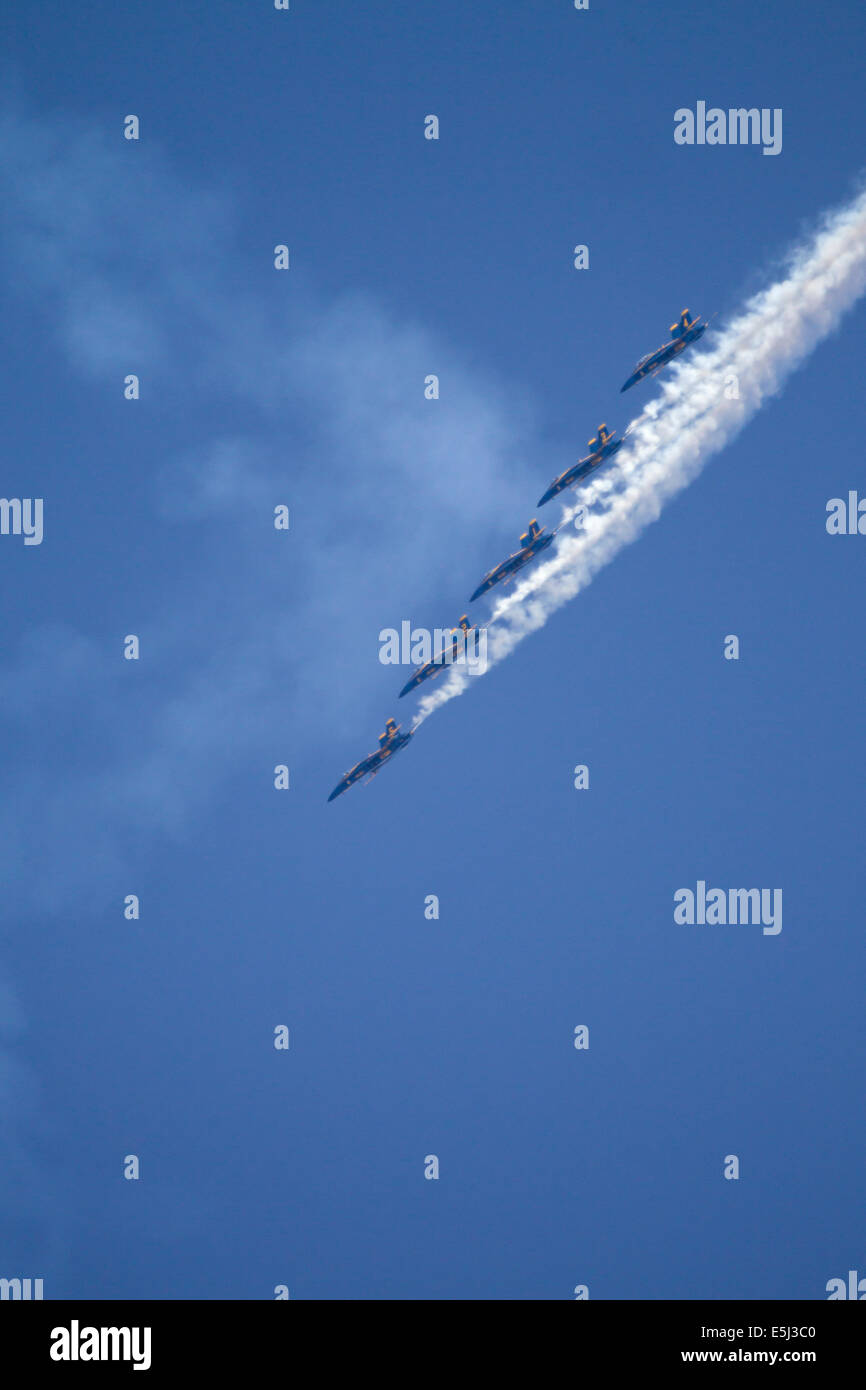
413, 184, 866, 726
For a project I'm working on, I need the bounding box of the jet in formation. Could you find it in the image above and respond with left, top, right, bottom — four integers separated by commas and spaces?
538, 423, 624, 505
330, 308, 708, 799
327, 718, 414, 802
399, 615, 476, 698
469, 519, 554, 602
620, 309, 707, 392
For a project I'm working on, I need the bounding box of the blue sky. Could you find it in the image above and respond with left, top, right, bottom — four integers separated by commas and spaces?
2, 0, 865, 1299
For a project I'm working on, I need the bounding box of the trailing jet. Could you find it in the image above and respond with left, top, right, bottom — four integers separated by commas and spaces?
470, 520, 554, 602
620, 309, 707, 392
327, 717, 413, 802
538, 424, 623, 506
398, 616, 476, 698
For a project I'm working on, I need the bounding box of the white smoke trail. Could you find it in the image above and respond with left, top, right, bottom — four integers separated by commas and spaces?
414, 185, 866, 726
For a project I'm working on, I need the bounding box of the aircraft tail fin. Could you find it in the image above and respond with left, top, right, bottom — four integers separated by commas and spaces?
670, 309, 696, 338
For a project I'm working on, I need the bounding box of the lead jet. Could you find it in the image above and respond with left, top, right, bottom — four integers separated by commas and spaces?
620, 309, 707, 392
538, 424, 624, 506
327, 717, 414, 802
470, 519, 554, 602
399, 616, 476, 698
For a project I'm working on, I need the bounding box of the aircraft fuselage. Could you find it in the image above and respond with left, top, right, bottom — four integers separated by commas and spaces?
621, 321, 706, 392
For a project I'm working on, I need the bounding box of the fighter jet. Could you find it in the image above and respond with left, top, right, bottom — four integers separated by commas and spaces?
398, 616, 476, 698
620, 309, 707, 392
327, 717, 414, 802
538, 424, 624, 506
470, 520, 554, 602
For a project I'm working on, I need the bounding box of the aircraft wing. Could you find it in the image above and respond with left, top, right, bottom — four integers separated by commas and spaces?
621, 316, 708, 391
398, 664, 433, 698
538, 439, 623, 505
471, 528, 554, 601
621, 346, 668, 392
327, 776, 355, 802
327, 726, 414, 800
470, 561, 508, 602
506, 534, 554, 579
327, 752, 378, 802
